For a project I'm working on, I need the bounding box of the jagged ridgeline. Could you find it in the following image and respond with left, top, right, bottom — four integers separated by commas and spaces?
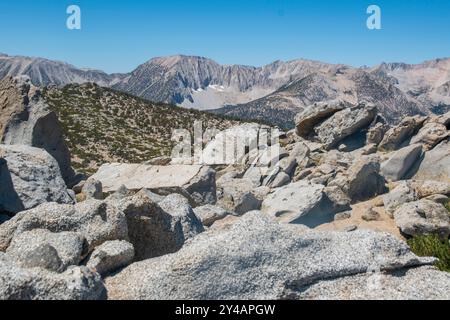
42, 83, 241, 174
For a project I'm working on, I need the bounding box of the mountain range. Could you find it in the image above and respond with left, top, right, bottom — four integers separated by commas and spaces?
1, 53, 449, 129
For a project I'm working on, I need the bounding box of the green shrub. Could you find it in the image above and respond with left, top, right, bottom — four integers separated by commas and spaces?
444, 201, 450, 213
407, 234, 450, 272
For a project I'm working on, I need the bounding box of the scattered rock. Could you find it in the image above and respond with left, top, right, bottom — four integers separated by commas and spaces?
261, 181, 343, 227
366, 122, 389, 145
193, 205, 233, 227
81, 177, 103, 200
378, 115, 427, 151
315, 104, 377, 149
295, 100, 350, 138
380, 144, 423, 181
86, 240, 134, 276
5, 229, 88, 272
72, 180, 86, 194
334, 211, 352, 221
0, 255, 105, 300
414, 180, 450, 198
332, 156, 387, 203
217, 178, 265, 215
268, 171, 291, 188
410, 122, 448, 150
394, 199, 450, 239
343, 225, 358, 232
383, 181, 418, 216
436, 111, 450, 127
383, 180, 450, 216
361, 207, 381, 221
414, 139, 450, 182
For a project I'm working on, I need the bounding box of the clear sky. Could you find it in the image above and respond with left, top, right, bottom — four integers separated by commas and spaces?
0, 0, 449, 73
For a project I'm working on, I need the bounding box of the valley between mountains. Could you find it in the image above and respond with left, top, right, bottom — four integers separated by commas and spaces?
1, 53, 450, 129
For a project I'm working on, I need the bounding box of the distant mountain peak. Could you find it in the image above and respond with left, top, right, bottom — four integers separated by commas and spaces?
1, 52, 449, 128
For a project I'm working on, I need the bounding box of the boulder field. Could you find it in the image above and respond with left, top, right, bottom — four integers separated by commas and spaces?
0, 91, 449, 300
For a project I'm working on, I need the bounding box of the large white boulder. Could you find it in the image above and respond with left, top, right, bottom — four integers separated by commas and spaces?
394, 199, 450, 239
105, 212, 445, 300
0, 76, 75, 184
90, 163, 216, 206
380, 144, 423, 181
414, 139, 450, 182
0, 254, 104, 300
0, 144, 74, 214
261, 181, 347, 227
315, 104, 377, 149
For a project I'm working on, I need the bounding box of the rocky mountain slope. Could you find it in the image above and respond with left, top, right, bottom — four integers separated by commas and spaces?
42, 82, 241, 175
371, 59, 450, 111
214, 68, 429, 129
0, 54, 125, 87
112, 55, 336, 110
2, 53, 449, 129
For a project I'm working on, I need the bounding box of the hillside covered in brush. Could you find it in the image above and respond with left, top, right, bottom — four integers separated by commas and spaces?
42, 83, 241, 174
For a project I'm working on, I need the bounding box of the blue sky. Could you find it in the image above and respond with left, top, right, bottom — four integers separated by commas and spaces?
0, 0, 449, 73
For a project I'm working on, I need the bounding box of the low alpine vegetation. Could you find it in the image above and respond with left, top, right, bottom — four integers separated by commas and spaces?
43, 83, 241, 174
407, 234, 450, 272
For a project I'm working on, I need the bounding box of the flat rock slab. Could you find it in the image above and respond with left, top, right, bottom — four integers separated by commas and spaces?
105, 212, 440, 300
91, 164, 203, 193
261, 181, 325, 225
295, 266, 450, 300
